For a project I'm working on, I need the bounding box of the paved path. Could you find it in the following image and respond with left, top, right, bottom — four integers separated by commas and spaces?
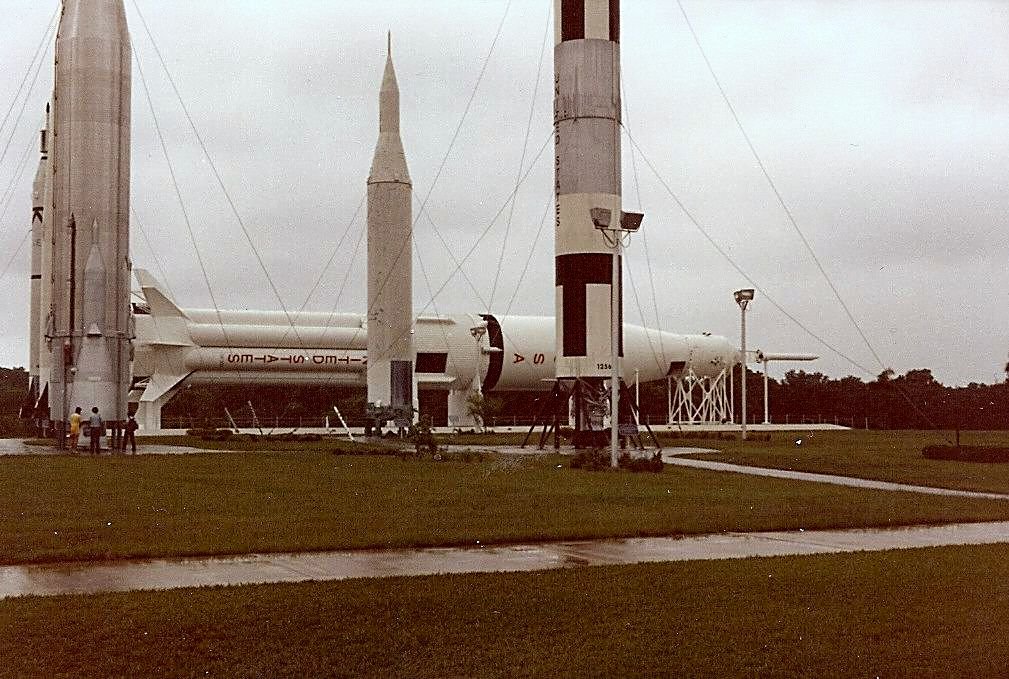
3, 521, 1009, 600
661, 451, 1009, 501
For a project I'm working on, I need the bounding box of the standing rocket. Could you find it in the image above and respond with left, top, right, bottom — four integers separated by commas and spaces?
22, 107, 50, 420
47, 0, 132, 445
553, 0, 624, 440
366, 35, 415, 431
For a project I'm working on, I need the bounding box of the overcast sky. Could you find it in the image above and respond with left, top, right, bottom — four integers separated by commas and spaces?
1, 0, 1007, 386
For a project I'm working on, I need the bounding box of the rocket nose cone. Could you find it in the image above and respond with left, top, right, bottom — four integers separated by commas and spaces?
84, 240, 105, 274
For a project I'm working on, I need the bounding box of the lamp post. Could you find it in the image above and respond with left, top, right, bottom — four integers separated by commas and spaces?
592, 207, 644, 468
734, 288, 755, 440
763, 354, 770, 424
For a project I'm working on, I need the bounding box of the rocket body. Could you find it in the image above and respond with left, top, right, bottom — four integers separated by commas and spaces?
27, 117, 48, 409
36, 102, 54, 420
48, 0, 132, 429
366, 41, 415, 424
553, 0, 623, 381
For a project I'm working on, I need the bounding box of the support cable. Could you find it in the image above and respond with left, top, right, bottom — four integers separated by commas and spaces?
676, 0, 887, 372
0, 16, 55, 170
130, 205, 178, 301
625, 254, 666, 375
368, 133, 552, 368
624, 128, 873, 376
412, 202, 465, 381
0, 7, 57, 146
502, 189, 553, 318
274, 192, 367, 347
0, 229, 30, 283
367, 0, 513, 319
0, 135, 36, 228
133, 47, 232, 348
626, 127, 949, 437
488, 0, 551, 312
676, 1, 947, 435
622, 86, 667, 364
130, 0, 309, 351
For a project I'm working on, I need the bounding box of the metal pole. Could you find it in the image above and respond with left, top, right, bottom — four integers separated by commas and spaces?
610, 237, 621, 468
740, 305, 748, 441
763, 358, 770, 424
667, 376, 672, 425
729, 363, 734, 424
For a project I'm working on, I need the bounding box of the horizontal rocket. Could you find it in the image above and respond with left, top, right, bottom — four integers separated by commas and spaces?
132, 269, 736, 430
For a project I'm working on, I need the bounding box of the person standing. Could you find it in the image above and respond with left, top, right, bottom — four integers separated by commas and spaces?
122, 414, 139, 454
68, 407, 82, 452
88, 407, 103, 455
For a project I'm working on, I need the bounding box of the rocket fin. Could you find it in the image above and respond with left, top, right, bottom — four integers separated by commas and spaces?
135, 269, 188, 319
139, 371, 190, 405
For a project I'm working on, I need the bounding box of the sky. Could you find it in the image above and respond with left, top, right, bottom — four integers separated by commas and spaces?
0, 0, 1007, 387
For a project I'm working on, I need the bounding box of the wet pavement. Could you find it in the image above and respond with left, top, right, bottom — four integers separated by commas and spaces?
0, 439, 225, 457
3, 521, 1009, 600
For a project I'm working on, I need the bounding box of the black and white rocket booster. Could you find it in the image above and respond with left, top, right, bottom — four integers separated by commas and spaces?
47, 0, 133, 436
553, 1, 623, 427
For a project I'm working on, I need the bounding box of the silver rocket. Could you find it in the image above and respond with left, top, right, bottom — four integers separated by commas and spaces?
553, 1, 623, 431
366, 36, 415, 427
48, 0, 132, 434
26, 107, 49, 414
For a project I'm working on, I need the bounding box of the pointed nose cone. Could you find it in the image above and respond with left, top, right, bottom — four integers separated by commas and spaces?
368, 36, 411, 185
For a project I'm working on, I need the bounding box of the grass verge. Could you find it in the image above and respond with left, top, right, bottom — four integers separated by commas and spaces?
3, 544, 1009, 677
3, 451, 1009, 565
677, 429, 1009, 494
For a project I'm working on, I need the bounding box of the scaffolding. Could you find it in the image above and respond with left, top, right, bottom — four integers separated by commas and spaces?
669, 368, 731, 424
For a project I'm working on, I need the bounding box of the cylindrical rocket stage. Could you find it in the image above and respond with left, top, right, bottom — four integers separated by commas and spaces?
48, 0, 133, 436
554, 0, 623, 381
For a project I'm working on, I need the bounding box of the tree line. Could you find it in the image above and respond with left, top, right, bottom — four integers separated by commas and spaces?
1, 364, 1006, 434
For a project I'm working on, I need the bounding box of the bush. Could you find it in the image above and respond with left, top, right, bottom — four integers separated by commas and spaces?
186, 428, 234, 441
618, 452, 665, 473
410, 419, 439, 456
923, 446, 1009, 463
570, 448, 611, 471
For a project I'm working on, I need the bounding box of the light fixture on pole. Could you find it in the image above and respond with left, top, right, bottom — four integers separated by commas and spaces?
593, 207, 644, 468
733, 288, 755, 440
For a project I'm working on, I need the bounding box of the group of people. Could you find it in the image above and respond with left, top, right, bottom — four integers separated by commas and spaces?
67, 407, 140, 454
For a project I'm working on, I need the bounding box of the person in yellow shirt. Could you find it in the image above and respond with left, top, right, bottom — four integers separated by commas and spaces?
68, 407, 82, 453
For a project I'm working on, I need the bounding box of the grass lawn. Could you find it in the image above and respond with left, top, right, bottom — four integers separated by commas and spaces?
675, 429, 1009, 494
3, 451, 1009, 566
3, 543, 1009, 677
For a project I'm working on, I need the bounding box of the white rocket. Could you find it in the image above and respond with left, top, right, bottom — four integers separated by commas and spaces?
366, 35, 415, 429
553, 0, 625, 438
126, 17, 736, 432
46, 0, 132, 439
22, 107, 49, 419
131, 268, 736, 431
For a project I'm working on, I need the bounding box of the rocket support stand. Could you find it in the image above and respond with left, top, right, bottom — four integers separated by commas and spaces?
520, 378, 661, 454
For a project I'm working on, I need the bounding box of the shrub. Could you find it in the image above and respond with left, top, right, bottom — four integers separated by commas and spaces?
410, 419, 439, 455
570, 448, 611, 471
923, 446, 1009, 463
186, 428, 234, 441
618, 452, 665, 473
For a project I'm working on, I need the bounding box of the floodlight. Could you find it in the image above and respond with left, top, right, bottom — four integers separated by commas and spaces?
620, 211, 644, 232
590, 207, 612, 229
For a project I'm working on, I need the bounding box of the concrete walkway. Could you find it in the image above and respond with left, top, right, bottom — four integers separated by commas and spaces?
661, 451, 1009, 501
3, 521, 1009, 600
0, 440, 218, 457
